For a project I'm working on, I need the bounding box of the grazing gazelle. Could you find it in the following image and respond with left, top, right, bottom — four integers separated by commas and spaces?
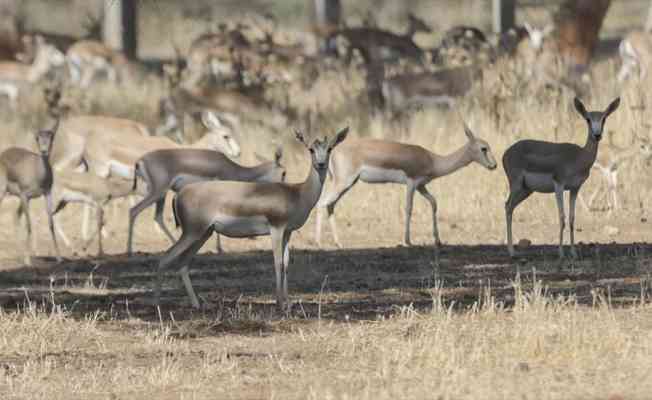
127, 148, 285, 255
156, 127, 349, 309
316, 124, 497, 248
0, 118, 62, 265
503, 97, 620, 259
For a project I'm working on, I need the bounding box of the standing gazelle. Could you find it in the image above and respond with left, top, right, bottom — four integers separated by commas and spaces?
0, 118, 62, 265
156, 127, 349, 309
316, 124, 497, 248
127, 148, 285, 255
503, 97, 620, 259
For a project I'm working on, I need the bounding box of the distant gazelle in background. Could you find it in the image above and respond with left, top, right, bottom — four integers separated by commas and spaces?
503, 97, 620, 259
315, 124, 497, 248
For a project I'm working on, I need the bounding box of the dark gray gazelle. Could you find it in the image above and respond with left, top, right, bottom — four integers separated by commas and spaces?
155, 127, 348, 309
502, 96, 621, 259
127, 148, 286, 255
0, 118, 62, 265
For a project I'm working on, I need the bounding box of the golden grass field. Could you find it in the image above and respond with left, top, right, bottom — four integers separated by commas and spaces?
0, 1, 652, 399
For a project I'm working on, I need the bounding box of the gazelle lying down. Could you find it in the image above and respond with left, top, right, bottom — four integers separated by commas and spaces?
155, 127, 349, 309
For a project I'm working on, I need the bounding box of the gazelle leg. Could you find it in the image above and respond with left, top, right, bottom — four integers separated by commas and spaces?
404, 181, 416, 246
175, 230, 212, 309
282, 230, 292, 303
17, 197, 32, 266
128, 192, 165, 254
156, 229, 208, 307
318, 175, 359, 248
554, 183, 566, 259
53, 213, 72, 249
45, 192, 62, 262
417, 185, 441, 246
215, 234, 223, 254
82, 203, 92, 240
153, 197, 176, 243
569, 189, 579, 259
504, 185, 532, 257
81, 204, 104, 256
270, 226, 286, 309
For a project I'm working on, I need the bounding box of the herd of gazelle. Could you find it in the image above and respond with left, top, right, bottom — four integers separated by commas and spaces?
0, 92, 630, 309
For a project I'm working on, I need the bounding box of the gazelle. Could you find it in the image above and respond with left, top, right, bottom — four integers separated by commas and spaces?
584, 135, 652, 213
617, 30, 652, 82
156, 127, 348, 309
503, 97, 620, 259
315, 124, 497, 248
51, 170, 134, 256
0, 118, 62, 266
127, 148, 285, 255
66, 39, 129, 88
0, 35, 65, 103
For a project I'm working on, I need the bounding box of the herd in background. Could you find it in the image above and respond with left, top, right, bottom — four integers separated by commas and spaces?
0, 5, 650, 309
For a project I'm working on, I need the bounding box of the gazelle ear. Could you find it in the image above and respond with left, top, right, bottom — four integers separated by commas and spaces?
329, 126, 349, 148
295, 130, 308, 147
574, 97, 588, 118
523, 21, 533, 35
604, 97, 620, 117
463, 123, 475, 141
201, 110, 222, 129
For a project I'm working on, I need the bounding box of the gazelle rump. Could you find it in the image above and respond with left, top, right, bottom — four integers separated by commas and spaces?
316, 124, 497, 248
503, 96, 620, 259
127, 148, 285, 255
0, 119, 62, 265
155, 127, 349, 309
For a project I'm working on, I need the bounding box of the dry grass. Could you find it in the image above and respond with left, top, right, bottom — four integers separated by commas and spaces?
1, 281, 652, 399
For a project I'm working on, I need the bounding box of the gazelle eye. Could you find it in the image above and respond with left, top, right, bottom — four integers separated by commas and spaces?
481, 147, 487, 152
309, 148, 314, 153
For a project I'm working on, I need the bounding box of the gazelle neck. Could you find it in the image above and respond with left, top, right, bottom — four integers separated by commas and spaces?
581, 131, 600, 168
189, 133, 214, 149
243, 162, 275, 182
295, 163, 328, 224
430, 142, 472, 178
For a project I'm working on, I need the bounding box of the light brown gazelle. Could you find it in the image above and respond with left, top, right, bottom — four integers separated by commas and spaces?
316, 124, 497, 248
155, 127, 349, 309
51, 170, 134, 256
66, 39, 129, 87
127, 148, 285, 255
617, 30, 652, 82
0, 118, 62, 266
503, 97, 620, 259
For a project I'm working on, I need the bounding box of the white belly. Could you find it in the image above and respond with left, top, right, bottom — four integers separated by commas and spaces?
358, 166, 408, 184
213, 214, 270, 238
109, 160, 134, 179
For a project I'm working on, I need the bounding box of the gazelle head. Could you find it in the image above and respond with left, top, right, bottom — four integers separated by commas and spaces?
33, 35, 65, 68
254, 148, 286, 183
407, 13, 432, 36
200, 110, 241, 158
573, 97, 620, 142
34, 117, 59, 155
295, 127, 349, 172
523, 21, 554, 51
463, 123, 497, 170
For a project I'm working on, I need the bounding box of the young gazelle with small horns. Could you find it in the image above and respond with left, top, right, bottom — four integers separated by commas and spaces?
0, 118, 62, 265
503, 97, 620, 259
156, 127, 349, 309
316, 124, 498, 248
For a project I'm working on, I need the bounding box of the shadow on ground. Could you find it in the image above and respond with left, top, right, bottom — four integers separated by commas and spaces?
0, 242, 650, 323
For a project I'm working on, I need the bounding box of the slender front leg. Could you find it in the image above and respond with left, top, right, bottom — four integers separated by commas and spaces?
568, 189, 579, 259
554, 183, 566, 259
156, 231, 202, 306
45, 193, 62, 262
270, 226, 286, 309
127, 193, 164, 255
15, 199, 30, 266
281, 230, 292, 303
215, 234, 223, 254
417, 185, 441, 246
53, 213, 72, 249
404, 181, 416, 246
82, 203, 92, 240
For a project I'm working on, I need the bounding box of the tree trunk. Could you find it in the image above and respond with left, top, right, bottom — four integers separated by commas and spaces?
311, 0, 341, 55
555, 0, 611, 69
103, 0, 138, 59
